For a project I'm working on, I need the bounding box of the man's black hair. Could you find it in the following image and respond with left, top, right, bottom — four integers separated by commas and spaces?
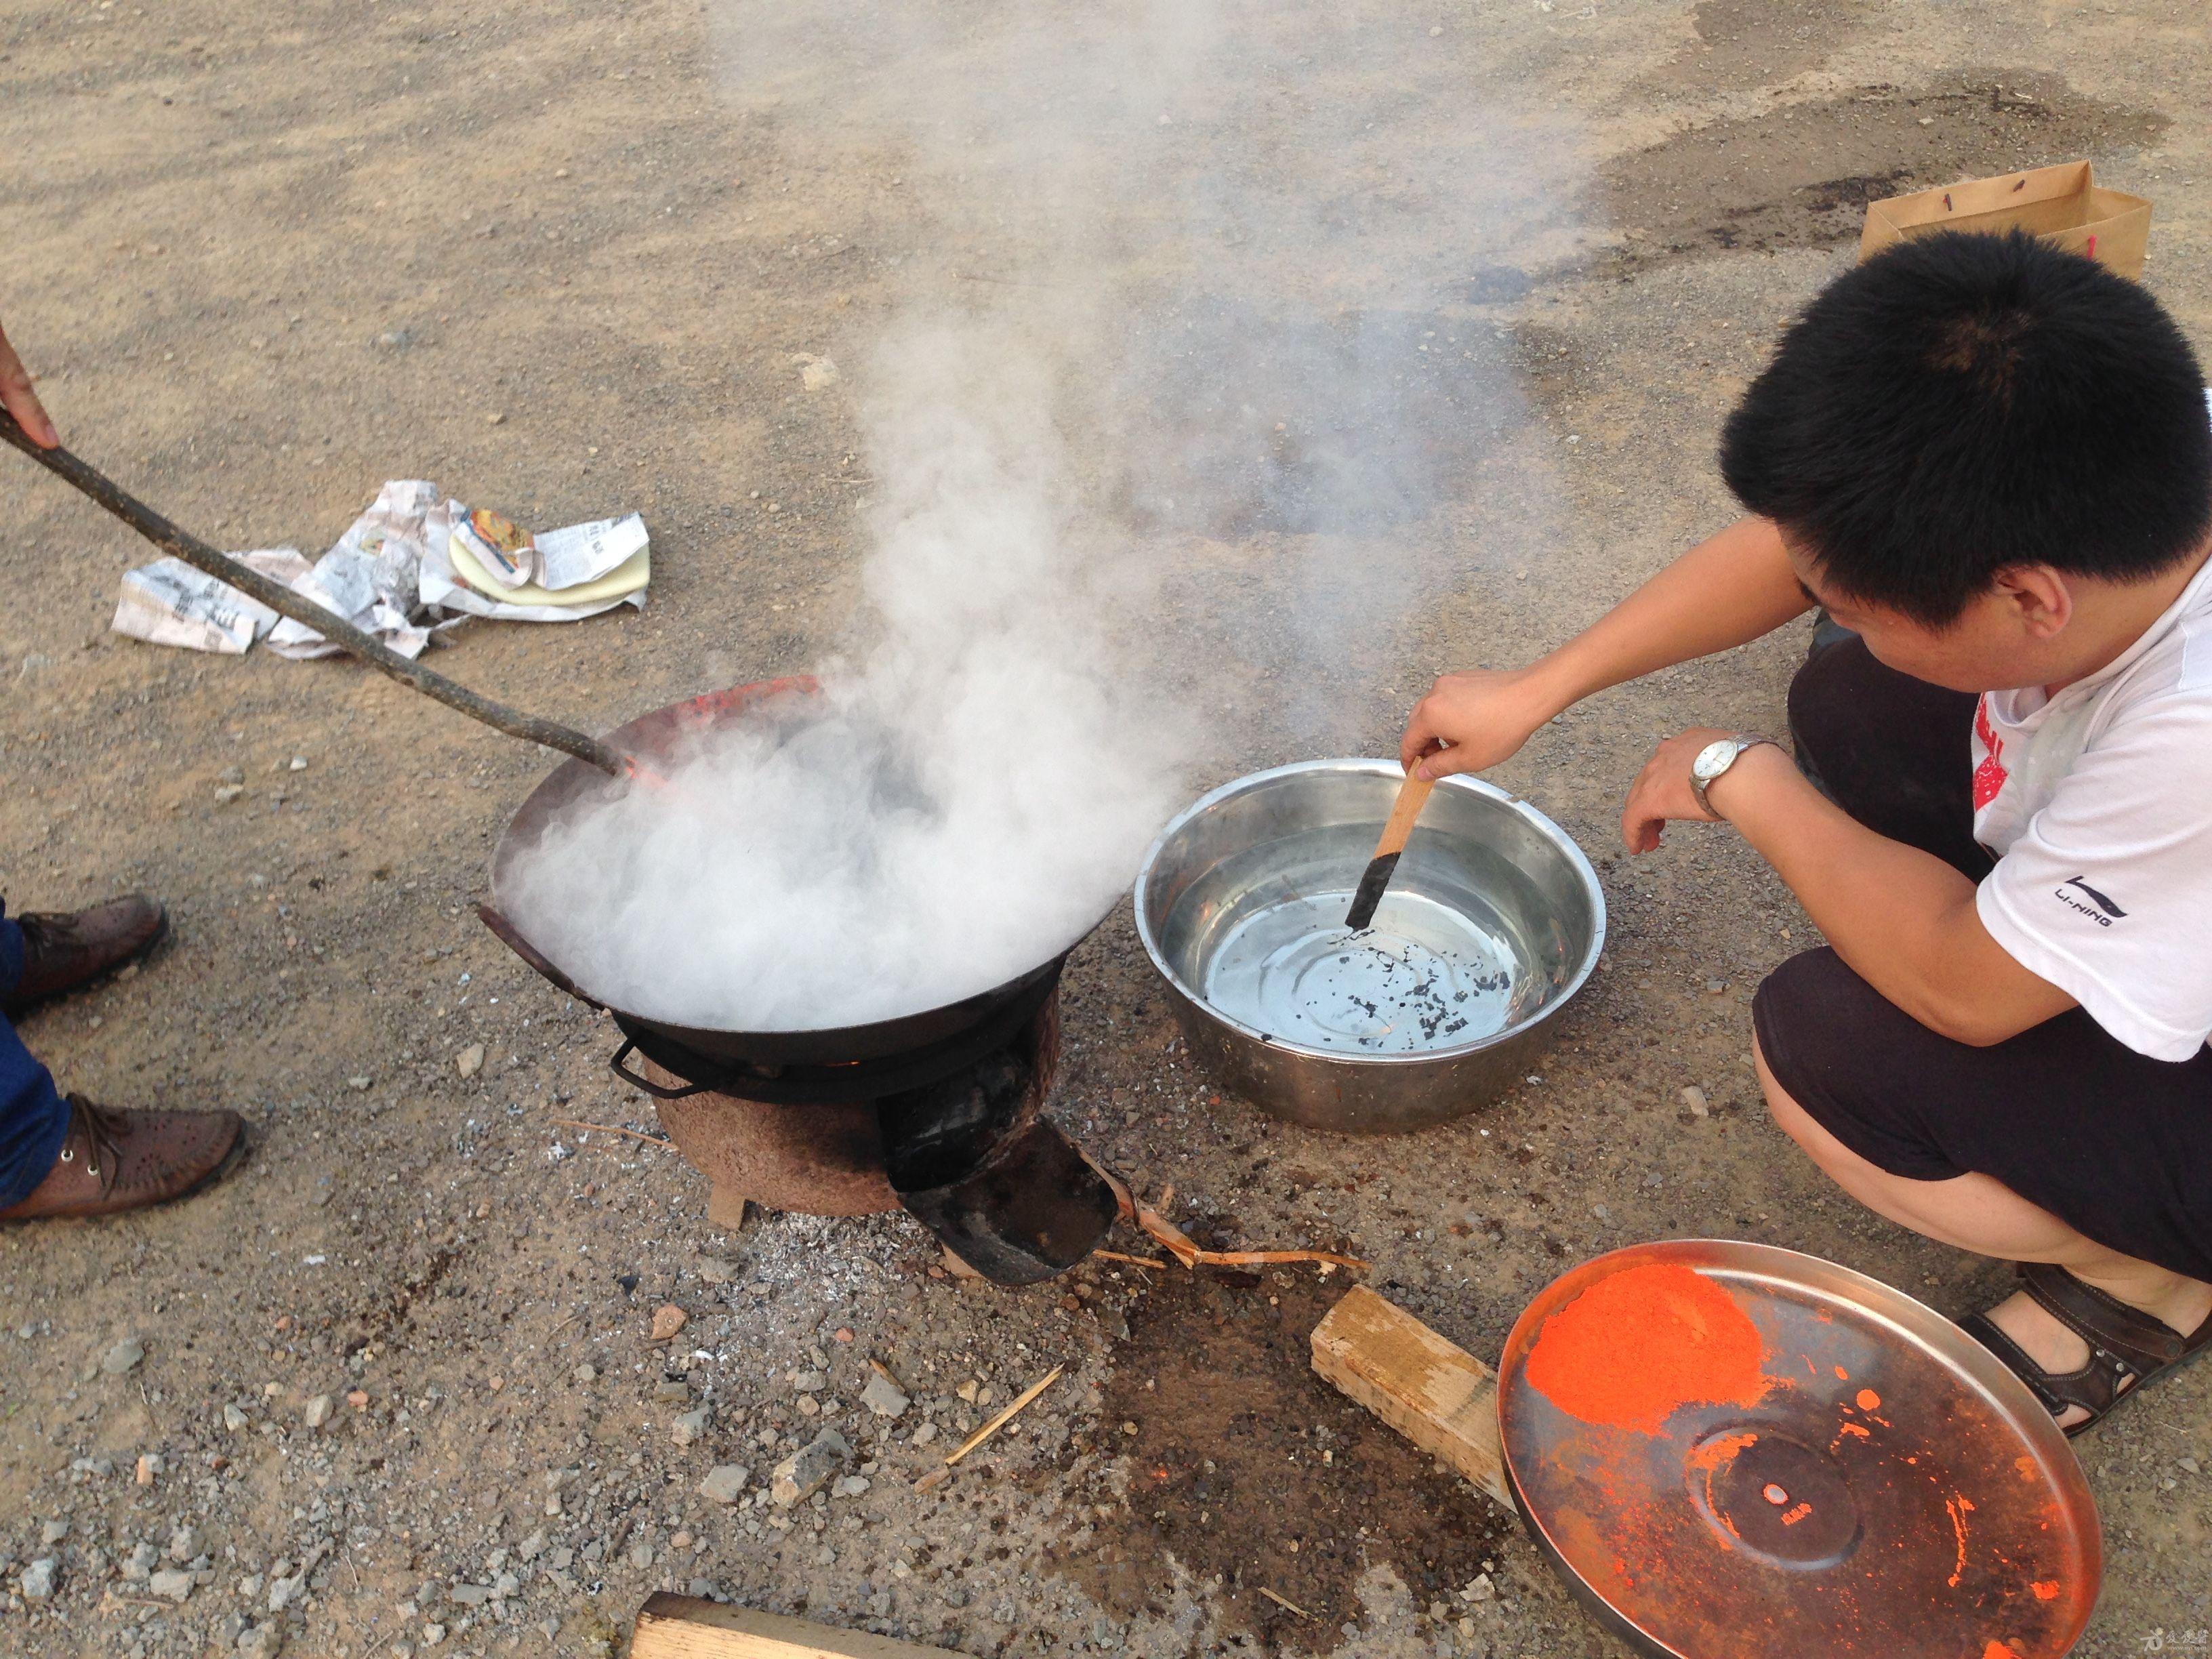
1719, 230, 2212, 626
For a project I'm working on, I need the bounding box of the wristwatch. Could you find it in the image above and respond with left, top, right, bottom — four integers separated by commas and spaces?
1689, 735, 1778, 817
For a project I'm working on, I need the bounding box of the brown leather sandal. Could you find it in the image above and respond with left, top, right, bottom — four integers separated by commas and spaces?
1961, 1261, 2212, 1437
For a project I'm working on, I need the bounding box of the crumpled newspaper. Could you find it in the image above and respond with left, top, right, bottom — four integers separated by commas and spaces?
111, 548, 312, 654
265, 480, 445, 661
110, 480, 650, 656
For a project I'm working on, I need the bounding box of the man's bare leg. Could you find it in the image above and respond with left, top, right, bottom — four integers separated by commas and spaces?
1753, 1036, 2212, 1428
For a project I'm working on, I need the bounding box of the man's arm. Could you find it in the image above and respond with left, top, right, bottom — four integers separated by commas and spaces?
1625, 733, 2075, 1046
0, 318, 59, 449
1404, 516, 1815, 780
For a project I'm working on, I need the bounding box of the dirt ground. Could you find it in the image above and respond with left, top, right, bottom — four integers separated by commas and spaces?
3, 2, 2209, 1657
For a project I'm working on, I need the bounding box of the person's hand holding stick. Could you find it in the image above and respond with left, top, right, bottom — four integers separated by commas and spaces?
0, 317, 59, 449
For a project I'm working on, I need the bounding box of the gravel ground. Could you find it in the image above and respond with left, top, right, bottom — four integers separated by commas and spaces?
3, 3, 2209, 1657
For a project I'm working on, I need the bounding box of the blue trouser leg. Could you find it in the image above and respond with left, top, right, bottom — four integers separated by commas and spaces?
0, 903, 70, 1210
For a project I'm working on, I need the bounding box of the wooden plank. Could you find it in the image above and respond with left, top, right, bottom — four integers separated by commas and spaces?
1309, 1285, 1513, 1509
631, 1595, 968, 1659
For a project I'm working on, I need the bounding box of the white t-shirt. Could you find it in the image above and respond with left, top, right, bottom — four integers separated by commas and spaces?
1974, 548, 2212, 1061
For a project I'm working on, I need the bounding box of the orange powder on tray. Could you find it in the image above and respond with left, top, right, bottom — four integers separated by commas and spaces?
1525, 1261, 1769, 1435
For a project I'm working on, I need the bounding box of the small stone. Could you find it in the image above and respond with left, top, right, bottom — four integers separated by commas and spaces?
487, 411, 506, 426
136, 1452, 163, 1485
698, 1465, 750, 1505
150, 1567, 195, 1602
41, 1518, 68, 1544
861, 1373, 910, 1420
448, 1583, 492, 1607
956, 1380, 979, 1404
346, 1389, 369, 1410
455, 1044, 485, 1080
214, 785, 245, 805
651, 1305, 687, 1341
831, 1475, 872, 1498
653, 1378, 693, 1403
125, 1541, 159, 1580
169, 1525, 202, 1561
304, 1393, 335, 1429
2182, 1456, 2203, 1475
573, 1364, 596, 1383
268, 1572, 306, 1612
912, 1421, 939, 1448
672, 1407, 711, 1447
771, 1428, 851, 1506
1463, 1573, 1495, 1603
103, 1336, 146, 1374
1704, 979, 1727, 996
288, 756, 308, 771
346, 1075, 372, 1090
20, 1557, 57, 1599
516, 1530, 547, 1561
422, 1622, 447, 1646
794, 353, 839, 391
1681, 1086, 1710, 1118
237, 1625, 284, 1659
224, 1403, 251, 1431
696, 1256, 739, 1286
628, 1541, 653, 1569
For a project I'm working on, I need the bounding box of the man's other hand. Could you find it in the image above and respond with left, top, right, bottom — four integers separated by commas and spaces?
0, 319, 58, 449
1398, 665, 1561, 781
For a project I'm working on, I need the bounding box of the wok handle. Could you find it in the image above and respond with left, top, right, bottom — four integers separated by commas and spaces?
0, 407, 629, 777
610, 1038, 710, 1100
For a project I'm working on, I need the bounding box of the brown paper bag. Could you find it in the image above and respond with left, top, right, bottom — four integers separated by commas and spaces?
1858, 160, 2150, 278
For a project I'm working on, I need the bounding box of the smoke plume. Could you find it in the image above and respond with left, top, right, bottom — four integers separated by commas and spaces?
501, 0, 1582, 1029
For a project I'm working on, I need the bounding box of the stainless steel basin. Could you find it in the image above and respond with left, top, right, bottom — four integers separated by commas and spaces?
1134, 760, 1605, 1134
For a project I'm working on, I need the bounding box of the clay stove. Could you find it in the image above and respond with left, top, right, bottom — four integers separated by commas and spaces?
607, 981, 1116, 1284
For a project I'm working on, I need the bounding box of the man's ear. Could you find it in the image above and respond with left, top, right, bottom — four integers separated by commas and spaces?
1993, 565, 2073, 639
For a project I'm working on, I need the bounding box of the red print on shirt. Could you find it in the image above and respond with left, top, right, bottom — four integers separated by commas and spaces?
1972, 697, 2009, 811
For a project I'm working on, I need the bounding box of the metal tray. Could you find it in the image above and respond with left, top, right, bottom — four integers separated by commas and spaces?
1497, 1240, 2100, 1659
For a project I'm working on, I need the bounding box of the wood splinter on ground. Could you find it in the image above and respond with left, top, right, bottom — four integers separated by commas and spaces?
1309, 1285, 1513, 1509
632, 1593, 963, 1658
1258, 1586, 1313, 1620
1095, 1166, 1369, 1273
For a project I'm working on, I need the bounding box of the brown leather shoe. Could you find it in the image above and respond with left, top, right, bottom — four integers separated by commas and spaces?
3, 895, 168, 1017
0, 1096, 246, 1222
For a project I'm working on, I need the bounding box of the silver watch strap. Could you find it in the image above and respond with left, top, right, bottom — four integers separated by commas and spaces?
1692, 735, 1778, 817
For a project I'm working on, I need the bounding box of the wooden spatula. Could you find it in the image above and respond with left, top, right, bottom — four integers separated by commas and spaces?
1344, 771, 1434, 930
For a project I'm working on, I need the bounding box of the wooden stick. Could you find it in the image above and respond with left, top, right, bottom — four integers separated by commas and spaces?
1258, 1587, 1312, 1620
1092, 1250, 1167, 1271
1309, 1286, 1512, 1509
1345, 771, 1435, 930
632, 1595, 965, 1658
0, 409, 628, 775
554, 1118, 674, 1148
1096, 1166, 1368, 1273
942, 1364, 1063, 1467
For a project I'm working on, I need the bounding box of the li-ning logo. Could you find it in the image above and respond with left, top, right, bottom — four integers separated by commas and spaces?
2055, 876, 2127, 927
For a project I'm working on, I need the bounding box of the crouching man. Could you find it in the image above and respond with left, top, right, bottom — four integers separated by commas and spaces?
1402, 230, 2212, 1433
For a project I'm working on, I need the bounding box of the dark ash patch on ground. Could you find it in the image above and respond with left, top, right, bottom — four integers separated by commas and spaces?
1046, 1267, 1507, 1653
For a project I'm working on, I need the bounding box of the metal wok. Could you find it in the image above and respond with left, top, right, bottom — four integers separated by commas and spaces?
479, 677, 1109, 1077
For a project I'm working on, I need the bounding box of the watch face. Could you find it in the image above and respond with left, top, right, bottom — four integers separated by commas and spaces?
1693, 739, 1738, 781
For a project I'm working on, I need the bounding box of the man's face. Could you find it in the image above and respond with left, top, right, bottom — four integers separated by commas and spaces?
1785, 542, 2055, 694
